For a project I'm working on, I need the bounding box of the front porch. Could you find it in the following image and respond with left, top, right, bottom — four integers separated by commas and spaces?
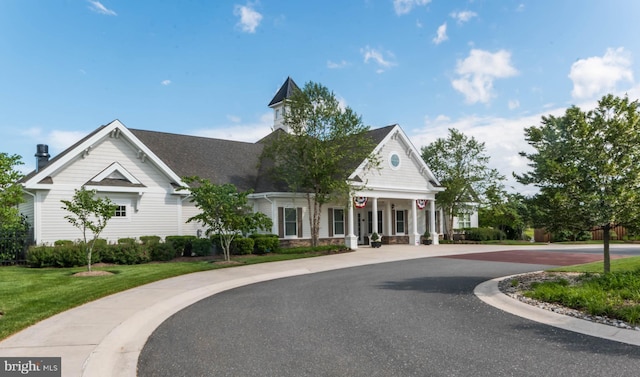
344, 196, 441, 249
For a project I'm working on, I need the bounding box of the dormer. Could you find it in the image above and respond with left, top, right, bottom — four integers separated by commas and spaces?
268, 77, 300, 132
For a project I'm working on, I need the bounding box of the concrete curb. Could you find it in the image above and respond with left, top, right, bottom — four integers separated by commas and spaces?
474, 275, 640, 346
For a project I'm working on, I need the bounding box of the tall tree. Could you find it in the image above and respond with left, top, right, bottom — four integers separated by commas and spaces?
181, 178, 272, 261
0, 153, 25, 227
61, 188, 117, 271
421, 128, 503, 240
261, 81, 380, 247
479, 184, 529, 240
517, 94, 640, 273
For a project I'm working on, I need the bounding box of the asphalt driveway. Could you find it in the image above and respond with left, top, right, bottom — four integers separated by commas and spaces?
138, 251, 640, 377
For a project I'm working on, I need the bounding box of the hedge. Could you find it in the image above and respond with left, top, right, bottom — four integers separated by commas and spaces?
165, 235, 197, 257
250, 234, 280, 254
461, 228, 506, 242
231, 237, 254, 255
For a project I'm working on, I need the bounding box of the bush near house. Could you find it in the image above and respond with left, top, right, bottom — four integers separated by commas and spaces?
140, 235, 161, 245
231, 236, 254, 255
191, 238, 212, 257
251, 234, 280, 254
462, 228, 506, 242
165, 235, 197, 257
148, 242, 176, 261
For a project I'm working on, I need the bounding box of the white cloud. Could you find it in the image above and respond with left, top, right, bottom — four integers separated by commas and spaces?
227, 115, 241, 123
87, 1, 117, 16
450, 11, 477, 24
234, 3, 263, 33
432, 23, 448, 45
451, 49, 519, 104
49, 130, 88, 154
361, 46, 396, 73
192, 112, 272, 142
508, 99, 520, 110
161, 80, 171, 86
569, 47, 634, 99
516, 3, 525, 12
327, 60, 349, 69
393, 0, 431, 15
414, 110, 562, 195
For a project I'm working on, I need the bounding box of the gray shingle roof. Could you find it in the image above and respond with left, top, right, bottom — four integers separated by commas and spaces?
268, 77, 300, 107
130, 129, 264, 192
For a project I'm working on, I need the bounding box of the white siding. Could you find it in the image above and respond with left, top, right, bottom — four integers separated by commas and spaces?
361, 137, 430, 191
18, 195, 34, 227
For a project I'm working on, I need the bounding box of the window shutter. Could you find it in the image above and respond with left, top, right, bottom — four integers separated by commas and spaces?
328, 208, 334, 237
392, 210, 396, 235
297, 207, 303, 238
278, 207, 284, 238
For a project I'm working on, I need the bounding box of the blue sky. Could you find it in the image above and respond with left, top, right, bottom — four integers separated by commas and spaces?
2, 1, 640, 193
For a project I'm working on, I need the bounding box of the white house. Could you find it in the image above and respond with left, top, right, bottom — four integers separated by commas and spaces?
19, 77, 472, 248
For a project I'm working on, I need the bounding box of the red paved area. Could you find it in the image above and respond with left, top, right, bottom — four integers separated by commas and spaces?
442, 250, 627, 266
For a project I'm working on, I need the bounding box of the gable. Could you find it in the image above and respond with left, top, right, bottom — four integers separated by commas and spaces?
351, 126, 442, 194
22, 120, 186, 192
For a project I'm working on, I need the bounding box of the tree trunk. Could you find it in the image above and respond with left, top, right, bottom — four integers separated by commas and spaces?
603, 223, 611, 274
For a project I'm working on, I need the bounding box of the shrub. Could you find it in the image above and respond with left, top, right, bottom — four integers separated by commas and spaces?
464, 228, 506, 241
231, 237, 254, 255
140, 235, 161, 245
165, 235, 197, 257
103, 242, 149, 265
54, 240, 74, 247
27, 244, 85, 268
191, 238, 212, 257
148, 242, 176, 261
275, 244, 343, 254
118, 237, 137, 245
250, 234, 280, 254
27, 246, 57, 267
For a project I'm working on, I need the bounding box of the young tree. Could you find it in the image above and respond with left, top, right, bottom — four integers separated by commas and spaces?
0, 153, 25, 227
261, 81, 380, 247
421, 128, 503, 240
517, 94, 640, 273
181, 177, 272, 261
61, 188, 116, 271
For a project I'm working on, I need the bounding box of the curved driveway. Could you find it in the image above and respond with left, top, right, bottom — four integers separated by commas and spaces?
139, 251, 640, 377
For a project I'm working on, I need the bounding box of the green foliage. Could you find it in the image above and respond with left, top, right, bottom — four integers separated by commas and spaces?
463, 228, 506, 241
61, 188, 117, 271
117, 237, 137, 245
165, 235, 197, 257
261, 81, 380, 247
180, 178, 271, 261
517, 94, 640, 272
231, 236, 254, 255
421, 128, 504, 239
250, 234, 280, 254
0, 153, 25, 228
99, 242, 149, 265
54, 240, 74, 246
140, 235, 161, 245
275, 244, 344, 254
148, 242, 176, 261
525, 270, 640, 324
27, 244, 84, 268
191, 238, 212, 257
0, 215, 30, 261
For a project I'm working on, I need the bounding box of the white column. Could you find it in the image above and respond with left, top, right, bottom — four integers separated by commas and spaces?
345, 197, 358, 250
410, 199, 420, 246
431, 199, 439, 245
371, 197, 378, 245
386, 201, 392, 237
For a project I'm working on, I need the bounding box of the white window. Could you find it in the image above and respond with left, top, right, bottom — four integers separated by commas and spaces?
333, 209, 345, 235
275, 109, 280, 119
284, 208, 297, 236
389, 152, 401, 170
458, 213, 471, 229
114, 205, 127, 217
396, 210, 405, 234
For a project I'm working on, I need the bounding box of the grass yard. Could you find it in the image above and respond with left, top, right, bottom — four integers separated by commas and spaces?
524, 256, 640, 325
0, 250, 338, 340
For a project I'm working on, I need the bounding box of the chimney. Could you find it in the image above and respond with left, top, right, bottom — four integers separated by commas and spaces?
35, 144, 50, 172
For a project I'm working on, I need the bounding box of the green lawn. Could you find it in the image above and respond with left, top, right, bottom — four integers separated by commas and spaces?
0, 251, 333, 340
524, 256, 640, 325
